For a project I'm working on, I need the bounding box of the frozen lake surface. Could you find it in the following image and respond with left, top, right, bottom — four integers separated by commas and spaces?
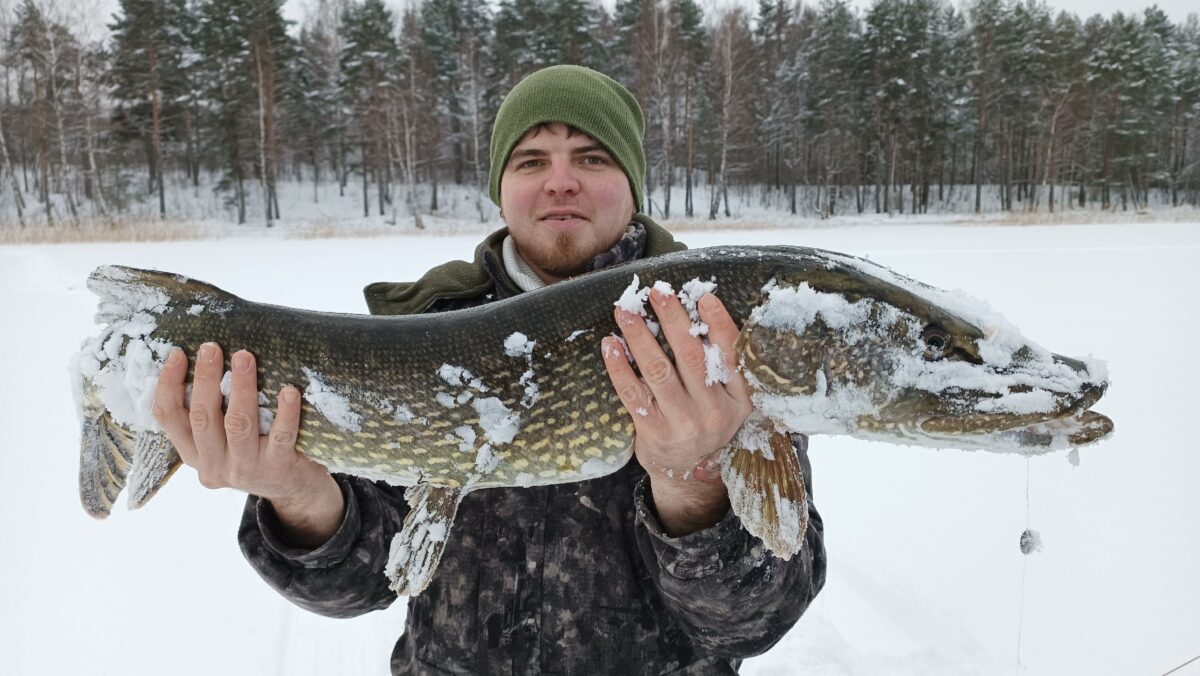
2, 219, 1197, 675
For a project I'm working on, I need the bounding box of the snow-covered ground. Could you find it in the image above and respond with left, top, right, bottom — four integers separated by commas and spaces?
1, 218, 1197, 675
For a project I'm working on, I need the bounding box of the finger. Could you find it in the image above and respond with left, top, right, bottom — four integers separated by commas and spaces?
189, 342, 228, 480
262, 385, 302, 460
224, 350, 262, 470
697, 294, 750, 400
153, 347, 200, 467
601, 335, 658, 420
614, 308, 688, 416
648, 287, 711, 395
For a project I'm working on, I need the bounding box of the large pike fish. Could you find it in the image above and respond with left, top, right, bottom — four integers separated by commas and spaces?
73, 246, 1112, 595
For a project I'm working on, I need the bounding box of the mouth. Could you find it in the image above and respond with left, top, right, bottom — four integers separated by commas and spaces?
918, 381, 1112, 448
538, 211, 589, 230
999, 409, 1113, 447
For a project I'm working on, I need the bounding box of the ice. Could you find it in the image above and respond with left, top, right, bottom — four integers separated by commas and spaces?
679, 277, 718, 336
447, 425, 476, 452
704, 343, 730, 385
752, 281, 873, 333
437, 363, 485, 391
301, 366, 362, 433
503, 332, 535, 358
518, 369, 539, 408
615, 274, 649, 314
22, 220, 1194, 676
472, 396, 520, 445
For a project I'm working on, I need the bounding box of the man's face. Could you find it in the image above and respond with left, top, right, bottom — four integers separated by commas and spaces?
499, 122, 636, 283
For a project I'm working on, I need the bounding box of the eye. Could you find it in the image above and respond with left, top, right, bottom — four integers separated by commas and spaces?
922, 326, 949, 359
517, 159, 543, 169
581, 155, 608, 165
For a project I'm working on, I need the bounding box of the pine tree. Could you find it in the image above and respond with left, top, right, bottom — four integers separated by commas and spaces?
109, 0, 192, 217
805, 0, 862, 214
705, 6, 756, 219
543, 0, 607, 67
340, 0, 399, 216
290, 7, 345, 201
672, 0, 706, 217
193, 0, 293, 224
965, 0, 1006, 212
421, 0, 492, 190
491, 0, 550, 94
753, 0, 793, 192
1166, 15, 1200, 205
861, 0, 910, 213
8, 0, 81, 222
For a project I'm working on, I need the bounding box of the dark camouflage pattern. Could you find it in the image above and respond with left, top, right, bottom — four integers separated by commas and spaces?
239, 222, 827, 674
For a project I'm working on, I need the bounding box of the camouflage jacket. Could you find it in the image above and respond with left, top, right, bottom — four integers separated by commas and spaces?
239, 215, 827, 674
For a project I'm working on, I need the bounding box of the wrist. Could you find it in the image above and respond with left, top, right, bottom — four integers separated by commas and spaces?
267, 472, 344, 549
649, 476, 729, 537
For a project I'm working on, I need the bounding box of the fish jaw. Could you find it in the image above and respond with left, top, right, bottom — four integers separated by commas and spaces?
738, 272, 1114, 453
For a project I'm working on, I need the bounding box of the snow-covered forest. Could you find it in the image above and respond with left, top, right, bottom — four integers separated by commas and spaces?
1, 0, 1199, 229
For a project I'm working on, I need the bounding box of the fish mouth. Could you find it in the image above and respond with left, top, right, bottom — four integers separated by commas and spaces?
997, 409, 1113, 447
919, 381, 1112, 448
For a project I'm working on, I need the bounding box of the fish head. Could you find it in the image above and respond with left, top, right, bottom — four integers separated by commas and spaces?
738, 253, 1113, 453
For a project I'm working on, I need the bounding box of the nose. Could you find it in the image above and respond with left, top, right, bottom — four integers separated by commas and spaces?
543, 160, 581, 196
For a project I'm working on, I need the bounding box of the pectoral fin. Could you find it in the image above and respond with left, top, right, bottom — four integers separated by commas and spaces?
720, 415, 810, 559
385, 483, 464, 596
127, 431, 182, 510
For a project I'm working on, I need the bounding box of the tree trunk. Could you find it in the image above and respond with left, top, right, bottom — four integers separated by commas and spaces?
685, 76, 693, 218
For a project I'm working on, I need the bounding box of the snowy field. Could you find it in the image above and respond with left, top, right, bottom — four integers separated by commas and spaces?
1, 218, 1198, 675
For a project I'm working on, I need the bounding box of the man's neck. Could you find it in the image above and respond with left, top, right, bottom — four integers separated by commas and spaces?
501, 236, 553, 291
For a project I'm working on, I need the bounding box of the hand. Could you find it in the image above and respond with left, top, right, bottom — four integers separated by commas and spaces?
153, 343, 343, 547
601, 289, 752, 535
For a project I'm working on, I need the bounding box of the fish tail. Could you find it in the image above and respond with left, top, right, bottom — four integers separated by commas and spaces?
127, 431, 183, 510
720, 417, 810, 559
78, 386, 136, 520
88, 265, 236, 324
78, 381, 184, 518
78, 265, 212, 518
386, 483, 465, 596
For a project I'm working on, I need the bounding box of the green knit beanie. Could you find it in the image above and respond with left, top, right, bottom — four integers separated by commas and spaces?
488, 65, 646, 210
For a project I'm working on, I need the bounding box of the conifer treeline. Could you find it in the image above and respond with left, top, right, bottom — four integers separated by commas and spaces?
1, 0, 1198, 226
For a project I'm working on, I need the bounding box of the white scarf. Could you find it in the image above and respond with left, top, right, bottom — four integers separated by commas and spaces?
501, 235, 548, 292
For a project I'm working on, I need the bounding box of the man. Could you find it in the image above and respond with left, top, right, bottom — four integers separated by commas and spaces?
153, 65, 825, 674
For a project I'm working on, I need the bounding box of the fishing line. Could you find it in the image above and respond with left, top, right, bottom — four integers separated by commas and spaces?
1161, 652, 1200, 676
1015, 456, 1032, 675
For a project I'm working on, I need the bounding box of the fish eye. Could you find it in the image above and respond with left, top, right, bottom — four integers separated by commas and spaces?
922, 326, 949, 358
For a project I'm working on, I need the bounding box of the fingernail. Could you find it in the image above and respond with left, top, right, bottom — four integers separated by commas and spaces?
167, 348, 183, 364
616, 310, 636, 327
233, 351, 251, 373
199, 343, 216, 361
280, 387, 297, 404
700, 294, 719, 309
601, 337, 618, 359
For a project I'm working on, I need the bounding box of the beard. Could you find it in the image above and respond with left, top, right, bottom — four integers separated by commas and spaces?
520, 231, 599, 279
